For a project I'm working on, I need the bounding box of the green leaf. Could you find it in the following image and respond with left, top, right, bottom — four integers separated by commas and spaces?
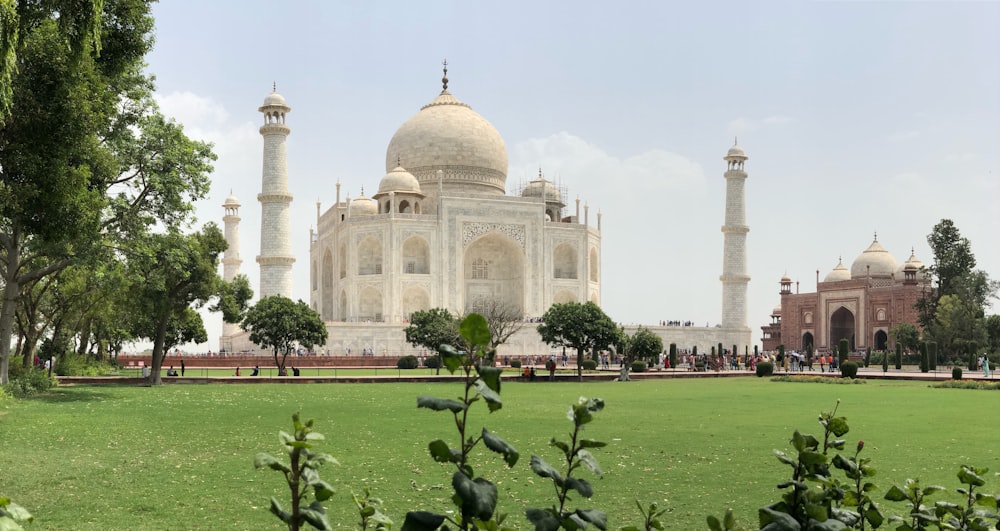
0, 502, 31, 524
460, 313, 492, 347
476, 365, 503, 394
301, 501, 332, 531
438, 344, 465, 374
254, 452, 291, 473
473, 379, 503, 412
922, 485, 945, 496
884, 485, 909, 502
958, 466, 986, 487
578, 439, 607, 449
564, 477, 594, 498
269, 497, 292, 524
828, 417, 850, 437
312, 479, 336, 502
525, 508, 561, 531
791, 430, 807, 452
799, 450, 827, 466
402, 511, 446, 531
758, 504, 801, 530
577, 449, 603, 476
417, 395, 467, 413
481, 428, 519, 467
428, 439, 458, 463
707, 515, 723, 531
723, 508, 736, 529
550, 439, 570, 455
452, 472, 498, 521
574, 508, 608, 530
775, 450, 797, 467
864, 506, 884, 528
530, 455, 563, 483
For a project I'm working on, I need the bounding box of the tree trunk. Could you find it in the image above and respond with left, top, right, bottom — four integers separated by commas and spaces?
149, 308, 170, 385
0, 264, 22, 385
577, 347, 584, 382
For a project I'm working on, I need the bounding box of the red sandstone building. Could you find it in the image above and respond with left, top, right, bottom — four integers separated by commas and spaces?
761, 237, 928, 353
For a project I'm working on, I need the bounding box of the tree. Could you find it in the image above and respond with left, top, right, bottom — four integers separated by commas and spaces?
889, 323, 920, 354
404, 308, 462, 353
614, 326, 663, 380
128, 224, 245, 385
986, 315, 1000, 355
0, 0, 215, 384
537, 301, 617, 381
916, 220, 998, 357
477, 298, 524, 350
243, 296, 327, 376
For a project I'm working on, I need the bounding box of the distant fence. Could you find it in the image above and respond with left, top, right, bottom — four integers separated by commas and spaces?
117, 354, 401, 368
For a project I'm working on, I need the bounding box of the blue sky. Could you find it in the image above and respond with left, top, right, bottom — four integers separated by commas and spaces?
144, 1, 1000, 351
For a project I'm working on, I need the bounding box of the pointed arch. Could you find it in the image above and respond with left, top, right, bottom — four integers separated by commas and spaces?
553, 243, 577, 279
830, 307, 855, 351
321, 249, 333, 320
358, 237, 382, 275
464, 233, 524, 316
402, 286, 431, 320
554, 289, 576, 304
589, 247, 599, 282
338, 244, 346, 279
359, 287, 383, 322
402, 236, 430, 274
339, 290, 347, 321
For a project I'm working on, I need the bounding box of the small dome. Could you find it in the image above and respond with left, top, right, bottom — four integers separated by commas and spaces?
263, 90, 287, 107
521, 174, 563, 204
223, 194, 240, 206
348, 194, 377, 216
896, 248, 925, 277
376, 166, 423, 196
726, 144, 746, 158
824, 257, 851, 282
780, 273, 792, 283
772, 305, 782, 316
850, 238, 898, 279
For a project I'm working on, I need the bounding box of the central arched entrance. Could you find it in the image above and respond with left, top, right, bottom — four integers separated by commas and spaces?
830, 307, 855, 351
802, 332, 814, 352
874, 330, 888, 351
463, 233, 524, 316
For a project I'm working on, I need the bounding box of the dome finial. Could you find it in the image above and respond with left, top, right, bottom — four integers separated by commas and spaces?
397, 154, 401, 167
874, 231, 878, 242
360, 185, 365, 196
538, 167, 543, 180
272, 81, 276, 92
734, 136, 738, 145
442, 59, 449, 91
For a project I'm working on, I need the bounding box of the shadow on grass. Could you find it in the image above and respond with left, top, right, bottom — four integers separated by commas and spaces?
34, 387, 116, 403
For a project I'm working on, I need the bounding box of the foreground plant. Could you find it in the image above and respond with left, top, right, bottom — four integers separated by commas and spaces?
0, 496, 32, 530
883, 466, 1000, 530
526, 396, 609, 530
353, 487, 393, 530
404, 313, 517, 531
255, 413, 338, 531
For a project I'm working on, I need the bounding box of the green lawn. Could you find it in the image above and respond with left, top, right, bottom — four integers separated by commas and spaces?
1, 378, 998, 530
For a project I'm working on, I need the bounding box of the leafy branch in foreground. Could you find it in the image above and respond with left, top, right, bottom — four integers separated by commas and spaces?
404, 313, 518, 531
353, 487, 393, 530
526, 396, 609, 531
0, 496, 33, 530
255, 413, 339, 531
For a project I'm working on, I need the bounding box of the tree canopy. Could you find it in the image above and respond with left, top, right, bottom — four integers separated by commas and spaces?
537, 301, 617, 380
404, 308, 462, 353
916, 219, 998, 360
242, 296, 327, 375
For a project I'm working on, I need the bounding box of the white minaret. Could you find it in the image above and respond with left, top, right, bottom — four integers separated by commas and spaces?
256, 86, 295, 298
720, 140, 750, 329
221, 194, 242, 340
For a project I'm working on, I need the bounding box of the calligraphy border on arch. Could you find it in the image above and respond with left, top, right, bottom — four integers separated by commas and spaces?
462, 222, 525, 250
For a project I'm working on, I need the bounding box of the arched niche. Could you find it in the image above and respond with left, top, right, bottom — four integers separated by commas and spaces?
358, 237, 382, 275
463, 233, 524, 316
402, 236, 430, 274
553, 243, 577, 279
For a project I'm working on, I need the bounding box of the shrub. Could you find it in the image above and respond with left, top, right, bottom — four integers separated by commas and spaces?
928, 341, 938, 371
756, 362, 774, 377
895, 343, 903, 370
838, 338, 849, 364
396, 355, 418, 369
969, 352, 977, 371
2, 367, 56, 399
581, 359, 598, 371
630, 361, 646, 373
509, 359, 521, 369
919, 343, 929, 373
669, 343, 677, 369
424, 355, 442, 369
952, 366, 962, 380
840, 361, 859, 378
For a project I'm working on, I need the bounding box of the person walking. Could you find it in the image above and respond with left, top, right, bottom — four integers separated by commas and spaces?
180, 359, 186, 377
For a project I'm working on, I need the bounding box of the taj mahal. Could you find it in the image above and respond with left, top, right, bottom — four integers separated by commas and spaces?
220, 66, 753, 358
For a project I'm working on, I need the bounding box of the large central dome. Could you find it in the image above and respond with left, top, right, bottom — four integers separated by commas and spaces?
385, 86, 508, 196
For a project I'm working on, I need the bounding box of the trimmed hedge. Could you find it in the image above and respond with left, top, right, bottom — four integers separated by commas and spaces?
581, 359, 598, 370
840, 361, 859, 378
424, 355, 442, 369
630, 361, 647, 373
756, 362, 774, 377
509, 359, 521, 369
952, 367, 963, 380
396, 355, 419, 369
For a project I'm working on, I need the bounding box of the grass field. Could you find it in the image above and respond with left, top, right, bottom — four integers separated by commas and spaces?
1, 378, 998, 530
